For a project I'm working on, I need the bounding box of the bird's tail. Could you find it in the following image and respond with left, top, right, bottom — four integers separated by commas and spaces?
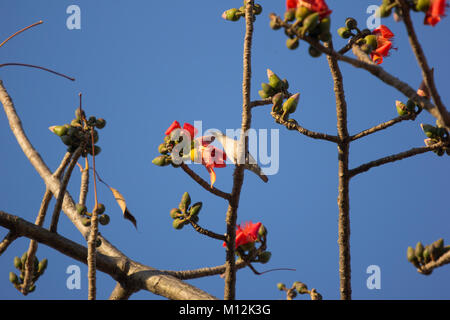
245, 164, 269, 183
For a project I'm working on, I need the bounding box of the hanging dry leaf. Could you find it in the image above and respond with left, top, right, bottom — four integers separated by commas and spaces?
109, 186, 137, 229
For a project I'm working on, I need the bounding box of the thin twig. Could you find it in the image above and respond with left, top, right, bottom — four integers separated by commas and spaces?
0, 63, 75, 81
0, 21, 43, 48
349, 141, 448, 178
49, 147, 83, 233
271, 112, 340, 143
180, 163, 231, 200
325, 41, 352, 300
79, 158, 89, 206
350, 113, 417, 141
188, 220, 226, 241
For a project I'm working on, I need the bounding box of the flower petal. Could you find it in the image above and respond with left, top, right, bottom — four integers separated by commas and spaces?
165, 120, 181, 136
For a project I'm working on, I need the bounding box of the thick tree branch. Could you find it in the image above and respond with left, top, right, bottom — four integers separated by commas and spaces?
0, 80, 216, 300
325, 41, 352, 300
349, 142, 448, 178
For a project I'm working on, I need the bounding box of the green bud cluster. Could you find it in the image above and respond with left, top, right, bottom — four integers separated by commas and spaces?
407, 238, 449, 271
170, 192, 203, 230
222, 3, 263, 22
50, 108, 105, 156
420, 122, 450, 156
395, 99, 422, 117
153, 127, 194, 168
76, 203, 110, 227
9, 252, 48, 293
259, 69, 289, 100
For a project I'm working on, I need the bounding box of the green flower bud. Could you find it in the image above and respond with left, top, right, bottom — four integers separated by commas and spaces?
415, 242, 424, 260
38, 258, 48, 274
9, 272, 19, 285
272, 92, 284, 107
95, 118, 106, 129
253, 4, 263, 15
281, 79, 289, 90
406, 246, 415, 262
88, 116, 97, 126
421, 123, 438, 138
285, 9, 295, 22
258, 251, 271, 264
50, 125, 68, 137
189, 202, 203, 216
14, 257, 22, 270
282, 93, 300, 116
295, 6, 312, 22
76, 204, 87, 216
170, 208, 182, 219
152, 155, 171, 166
87, 145, 102, 156
71, 119, 81, 127
301, 12, 319, 36
423, 247, 431, 263
277, 282, 286, 291
378, 4, 392, 18
81, 217, 91, 227
396, 100, 408, 116
270, 19, 281, 30
345, 17, 358, 30
158, 143, 169, 154
258, 90, 270, 99
258, 224, 267, 237
319, 32, 331, 42
223, 8, 241, 21
60, 135, 73, 146
21, 252, 28, 265
96, 203, 106, 215
99, 214, 110, 226
308, 45, 322, 57
434, 238, 444, 250
337, 27, 352, 39
33, 256, 39, 271
261, 82, 275, 95
364, 35, 378, 50
319, 17, 331, 33
416, 0, 431, 12
75, 108, 85, 120
294, 281, 308, 294
286, 37, 299, 50
172, 218, 185, 230
267, 69, 282, 90
179, 192, 191, 213
406, 99, 416, 112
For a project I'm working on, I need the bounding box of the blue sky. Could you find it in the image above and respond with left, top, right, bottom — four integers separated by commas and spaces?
0, 0, 449, 300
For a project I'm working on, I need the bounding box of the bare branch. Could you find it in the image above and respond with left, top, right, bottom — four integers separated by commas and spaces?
349, 141, 448, 178
188, 220, 226, 241
0, 231, 19, 256
418, 250, 450, 275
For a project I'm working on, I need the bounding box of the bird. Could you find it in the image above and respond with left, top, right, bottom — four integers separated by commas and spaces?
206, 130, 269, 183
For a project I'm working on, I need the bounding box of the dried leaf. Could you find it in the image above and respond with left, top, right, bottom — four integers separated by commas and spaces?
109, 186, 137, 229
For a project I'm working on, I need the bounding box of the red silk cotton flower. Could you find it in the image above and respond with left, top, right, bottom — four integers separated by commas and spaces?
223, 222, 262, 249
286, 0, 332, 19
424, 0, 447, 26
370, 25, 395, 65
165, 120, 226, 188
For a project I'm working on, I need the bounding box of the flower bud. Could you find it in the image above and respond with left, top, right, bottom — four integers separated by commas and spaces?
258, 224, 267, 237
95, 118, 106, 129
38, 258, 48, 274
285, 9, 295, 22
337, 27, 351, 39
319, 17, 331, 34
378, 4, 392, 18
258, 90, 270, 99
301, 12, 319, 36
319, 32, 331, 42
96, 203, 106, 215
416, 0, 431, 12
420, 123, 438, 138
179, 192, 191, 213
261, 83, 275, 95
81, 217, 91, 227
75, 108, 85, 120
277, 282, 286, 291
286, 37, 299, 50
189, 202, 203, 216
406, 246, 415, 262
267, 69, 282, 90
170, 208, 182, 219
14, 257, 22, 270
21, 252, 28, 265
272, 92, 284, 107
173, 218, 185, 230
76, 204, 87, 216
415, 242, 424, 260
222, 8, 241, 21
9, 272, 19, 285
295, 6, 311, 22
281, 79, 289, 90
258, 251, 271, 264
270, 19, 281, 30
88, 145, 102, 156
50, 125, 68, 137
99, 214, 110, 226
282, 93, 300, 116
308, 45, 322, 57
253, 4, 263, 15
423, 247, 431, 263
396, 100, 408, 116
406, 99, 416, 112
293, 281, 308, 294
345, 17, 358, 30
152, 155, 171, 166
60, 135, 73, 146
364, 35, 378, 51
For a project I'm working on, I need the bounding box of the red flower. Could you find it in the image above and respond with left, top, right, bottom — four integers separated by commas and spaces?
424, 0, 447, 26
165, 120, 198, 140
165, 121, 226, 188
370, 25, 395, 65
286, 0, 332, 19
223, 222, 262, 249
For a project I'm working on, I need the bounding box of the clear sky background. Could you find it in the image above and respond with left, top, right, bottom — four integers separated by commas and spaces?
0, 0, 449, 300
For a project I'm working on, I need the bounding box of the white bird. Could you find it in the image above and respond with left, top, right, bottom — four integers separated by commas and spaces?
206, 130, 268, 183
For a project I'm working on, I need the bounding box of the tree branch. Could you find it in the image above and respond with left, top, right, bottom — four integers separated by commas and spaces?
349, 141, 448, 178
189, 220, 226, 241
0, 231, 19, 256
180, 163, 231, 200
417, 250, 450, 275
0, 80, 216, 300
